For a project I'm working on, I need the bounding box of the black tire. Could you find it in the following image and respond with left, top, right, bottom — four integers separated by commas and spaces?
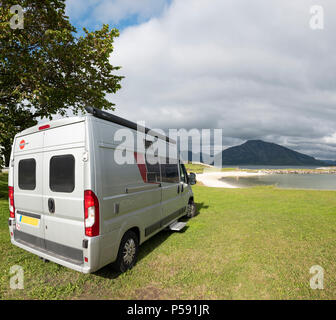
113, 230, 139, 273
186, 201, 196, 218
39, 257, 49, 263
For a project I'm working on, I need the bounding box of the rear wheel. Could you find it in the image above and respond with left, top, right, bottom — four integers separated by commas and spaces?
113, 230, 139, 273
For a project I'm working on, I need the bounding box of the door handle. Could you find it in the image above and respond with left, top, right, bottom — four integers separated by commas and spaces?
48, 198, 55, 214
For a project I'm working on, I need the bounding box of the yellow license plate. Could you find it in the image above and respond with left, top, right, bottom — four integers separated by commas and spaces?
19, 215, 39, 226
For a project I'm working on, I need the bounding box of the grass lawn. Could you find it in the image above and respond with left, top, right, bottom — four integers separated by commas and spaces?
185, 163, 237, 174
1, 172, 336, 299
185, 163, 210, 173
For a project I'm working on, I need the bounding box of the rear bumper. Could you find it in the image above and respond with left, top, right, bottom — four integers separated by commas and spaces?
9, 218, 102, 273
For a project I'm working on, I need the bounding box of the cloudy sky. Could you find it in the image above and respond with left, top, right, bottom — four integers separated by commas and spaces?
66, 0, 336, 160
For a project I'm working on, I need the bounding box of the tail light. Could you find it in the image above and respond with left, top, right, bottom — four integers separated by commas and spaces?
84, 190, 99, 237
38, 124, 50, 131
8, 186, 15, 218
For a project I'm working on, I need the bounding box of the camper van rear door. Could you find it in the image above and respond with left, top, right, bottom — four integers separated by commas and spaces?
13, 132, 45, 242
42, 151, 86, 255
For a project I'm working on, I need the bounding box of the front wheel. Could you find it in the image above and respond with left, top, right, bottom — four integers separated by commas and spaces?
113, 230, 139, 273
185, 201, 196, 218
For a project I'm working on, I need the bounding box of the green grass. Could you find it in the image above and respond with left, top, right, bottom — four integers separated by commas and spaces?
185, 163, 209, 173
1, 172, 336, 299
185, 163, 237, 174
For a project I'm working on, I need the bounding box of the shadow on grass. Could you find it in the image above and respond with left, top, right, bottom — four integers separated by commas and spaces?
95, 201, 208, 279
180, 202, 209, 221
195, 202, 209, 213
95, 228, 173, 279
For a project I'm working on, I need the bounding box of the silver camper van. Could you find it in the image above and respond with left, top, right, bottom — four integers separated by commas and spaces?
8, 107, 196, 273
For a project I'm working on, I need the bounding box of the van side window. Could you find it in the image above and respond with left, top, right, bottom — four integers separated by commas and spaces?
18, 159, 36, 190
161, 162, 179, 183
50, 155, 75, 193
145, 156, 161, 183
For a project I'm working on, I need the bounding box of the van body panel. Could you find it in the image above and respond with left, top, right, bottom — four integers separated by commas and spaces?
10, 234, 101, 273
161, 183, 183, 223
43, 121, 85, 149
17, 117, 84, 138
9, 112, 194, 273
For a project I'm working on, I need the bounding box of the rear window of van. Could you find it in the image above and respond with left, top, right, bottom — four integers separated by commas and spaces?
50, 155, 75, 193
18, 159, 36, 190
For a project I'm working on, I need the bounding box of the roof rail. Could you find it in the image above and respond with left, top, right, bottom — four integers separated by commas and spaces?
85, 106, 176, 144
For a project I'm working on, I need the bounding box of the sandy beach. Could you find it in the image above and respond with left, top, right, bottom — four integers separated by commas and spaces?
196, 170, 267, 188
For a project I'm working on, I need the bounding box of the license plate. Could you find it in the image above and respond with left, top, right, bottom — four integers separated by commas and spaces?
17, 214, 39, 227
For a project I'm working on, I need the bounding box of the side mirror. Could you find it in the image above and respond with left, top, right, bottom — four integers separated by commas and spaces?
188, 172, 196, 185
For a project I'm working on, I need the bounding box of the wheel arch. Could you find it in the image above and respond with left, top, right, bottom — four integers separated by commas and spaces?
127, 226, 140, 243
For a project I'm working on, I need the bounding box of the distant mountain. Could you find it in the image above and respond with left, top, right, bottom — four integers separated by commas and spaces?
213, 140, 327, 166
179, 151, 202, 163
320, 160, 336, 166
180, 151, 210, 163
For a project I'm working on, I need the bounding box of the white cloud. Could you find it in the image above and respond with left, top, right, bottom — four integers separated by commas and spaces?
106, 0, 336, 159
324, 133, 336, 145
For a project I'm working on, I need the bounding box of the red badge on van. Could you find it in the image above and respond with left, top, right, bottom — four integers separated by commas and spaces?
19, 140, 26, 150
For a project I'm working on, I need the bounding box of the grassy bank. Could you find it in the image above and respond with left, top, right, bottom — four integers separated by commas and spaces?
1, 173, 336, 299
185, 163, 210, 173
185, 163, 237, 174
184, 163, 336, 175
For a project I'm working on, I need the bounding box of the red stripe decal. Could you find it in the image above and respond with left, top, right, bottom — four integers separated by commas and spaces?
134, 152, 147, 182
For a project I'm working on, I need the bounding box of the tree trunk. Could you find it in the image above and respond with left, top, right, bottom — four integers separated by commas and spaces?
4, 149, 11, 167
